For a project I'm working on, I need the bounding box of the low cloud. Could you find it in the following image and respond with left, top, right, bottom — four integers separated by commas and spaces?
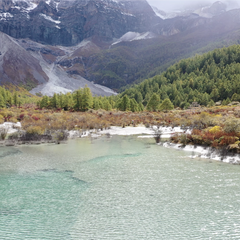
147, 0, 239, 12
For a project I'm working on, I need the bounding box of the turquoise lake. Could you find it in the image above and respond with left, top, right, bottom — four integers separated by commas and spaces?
0, 135, 240, 239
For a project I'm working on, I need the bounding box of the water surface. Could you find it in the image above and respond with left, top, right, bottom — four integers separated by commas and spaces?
0, 136, 240, 239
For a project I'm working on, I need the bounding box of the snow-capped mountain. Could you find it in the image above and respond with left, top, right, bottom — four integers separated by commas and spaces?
151, 0, 240, 19
0, 0, 161, 46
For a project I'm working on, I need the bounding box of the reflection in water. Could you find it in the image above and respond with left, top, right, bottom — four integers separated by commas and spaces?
0, 136, 240, 239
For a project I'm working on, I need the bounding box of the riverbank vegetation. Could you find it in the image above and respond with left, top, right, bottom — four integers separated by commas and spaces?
1, 103, 240, 154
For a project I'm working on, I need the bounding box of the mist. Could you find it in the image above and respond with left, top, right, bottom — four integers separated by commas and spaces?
147, 0, 240, 12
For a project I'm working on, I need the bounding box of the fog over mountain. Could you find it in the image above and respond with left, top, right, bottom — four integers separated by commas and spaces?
147, 0, 239, 11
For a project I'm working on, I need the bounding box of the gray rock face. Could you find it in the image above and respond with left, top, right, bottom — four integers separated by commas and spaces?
0, 0, 161, 46
0, 31, 48, 87
0, 0, 13, 11
0, 31, 116, 96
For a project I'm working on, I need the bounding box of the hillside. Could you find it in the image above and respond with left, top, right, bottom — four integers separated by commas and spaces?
120, 45, 240, 109
85, 9, 240, 90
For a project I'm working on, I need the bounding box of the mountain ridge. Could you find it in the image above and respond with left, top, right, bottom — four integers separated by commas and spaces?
1, 0, 240, 95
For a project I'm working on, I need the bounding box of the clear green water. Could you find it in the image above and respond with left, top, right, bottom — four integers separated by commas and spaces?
0, 136, 240, 239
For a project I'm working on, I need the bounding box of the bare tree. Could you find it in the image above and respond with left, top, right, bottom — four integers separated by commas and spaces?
152, 125, 162, 143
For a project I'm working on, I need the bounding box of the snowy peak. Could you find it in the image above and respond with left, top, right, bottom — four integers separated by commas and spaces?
151, 1, 239, 19
194, 1, 227, 18
0, 0, 160, 46
112, 31, 156, 45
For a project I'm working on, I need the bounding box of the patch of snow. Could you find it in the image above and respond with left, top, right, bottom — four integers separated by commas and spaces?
151, 6, 166, 19
25, 1, 38, 11
121, 11, 134, 16
55, 1, 60, 11
112, 31, 155, 45
134, 32, 156, 41
12, 0, 38, 11
0, 13, 13, 20
39, 14, 61, 24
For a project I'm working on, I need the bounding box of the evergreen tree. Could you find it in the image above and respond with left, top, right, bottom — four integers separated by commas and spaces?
231, 93, 240, 102
40, 96, 49, 108
225, 97, 231, 105
82, 86, 93, 111
159, 98, 174, 111
210, 88, 220, 102
13, 92, 19, 106
134, 91, 143, 104
73, 89, 83, 111
120, 95, 130, 111
0, 94, 5, 108
130, 99, 139, 112
93, 98, 100, 110
102, 98, 111, 111
50, 93, 59, 109
146, 93, 160, 111
208, 99, 215, 107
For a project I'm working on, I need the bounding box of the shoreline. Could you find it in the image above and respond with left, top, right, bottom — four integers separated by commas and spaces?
161, 142, 240, 165
2, 122, 240, 164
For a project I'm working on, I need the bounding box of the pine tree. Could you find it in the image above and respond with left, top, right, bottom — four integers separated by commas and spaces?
13, 92, 19, 106
208, 99, 215, 107
93, 98, 100, 110
130, 99, 139, 112
120, 95, 130, 111
40, 96, 49, 109
0, 94, 5, 108
82, 86, 93, 111
102, 98, 111, 111
146, 93, 160, 111
159, 98, 174, 111
50, 93, 59, 108
73, 89, 83, 111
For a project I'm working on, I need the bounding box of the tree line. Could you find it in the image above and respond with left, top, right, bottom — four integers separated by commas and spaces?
120, 45, 240, 110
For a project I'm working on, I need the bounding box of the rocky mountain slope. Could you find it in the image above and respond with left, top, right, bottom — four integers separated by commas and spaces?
0, 0, 161, 46
1, 0, 240, 95
0, 31, 116, 96
0, 31, 48, 88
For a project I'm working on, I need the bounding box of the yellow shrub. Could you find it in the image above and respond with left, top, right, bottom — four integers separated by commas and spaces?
0, 110, 13, 118
209, 126, 222, 134
9, 117, 18, 123
26, 126, 44, 135
0, 115, 4, 124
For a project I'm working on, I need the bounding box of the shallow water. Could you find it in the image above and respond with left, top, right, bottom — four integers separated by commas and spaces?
0, 136, 240, 239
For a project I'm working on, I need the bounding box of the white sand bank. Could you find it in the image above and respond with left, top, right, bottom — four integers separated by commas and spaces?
69, 125, 189, 139
0, 122, 21, 135
162, 142, 240, 164
99, 126, 187, 137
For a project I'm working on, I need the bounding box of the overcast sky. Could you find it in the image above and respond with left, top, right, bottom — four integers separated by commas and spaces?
147, 0, 238, 11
